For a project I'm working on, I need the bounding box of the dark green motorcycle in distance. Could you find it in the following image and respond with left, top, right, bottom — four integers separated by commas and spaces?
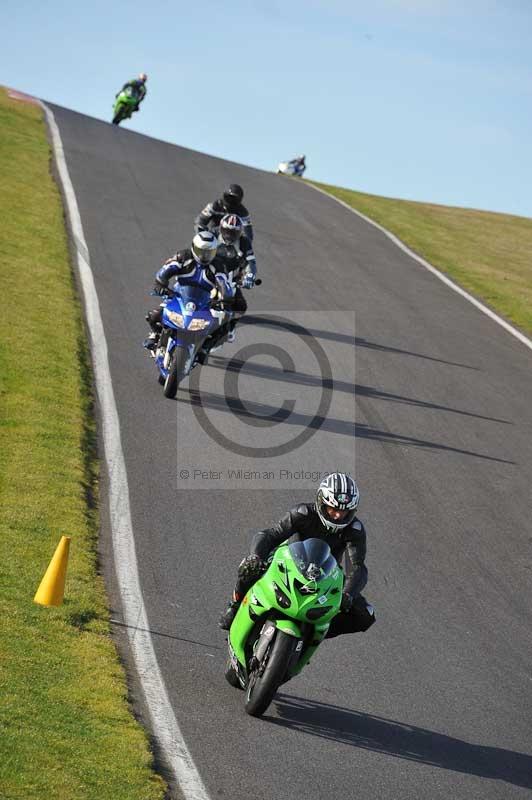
112, 86, 139, 125
225, 538, 343, 717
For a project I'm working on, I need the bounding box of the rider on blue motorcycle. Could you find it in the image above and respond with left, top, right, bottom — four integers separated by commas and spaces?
116, 73, 147, 112
289, 155, 306, 176
219, 473, 376, 638
143, 231, 225, 351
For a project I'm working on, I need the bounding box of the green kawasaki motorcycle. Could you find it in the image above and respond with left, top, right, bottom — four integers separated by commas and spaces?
112, 86, 138, 125
225, 538, 343, 717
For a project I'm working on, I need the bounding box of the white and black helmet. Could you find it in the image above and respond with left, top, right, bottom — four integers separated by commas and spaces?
191, 231, 218, 265
316, 472, 360, 532
219, 214, 243, 245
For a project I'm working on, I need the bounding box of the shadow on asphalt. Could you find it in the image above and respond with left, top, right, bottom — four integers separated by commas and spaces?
242, 316, 480, 371
268, 695, 532, 791
209, 356, 510, 426
110, 618, 223, 650
177, 389, 515, 466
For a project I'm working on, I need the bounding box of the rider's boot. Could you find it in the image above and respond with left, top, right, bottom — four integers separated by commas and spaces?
227, 317, 240, 344
143, 331, 159, 350
219, 591, 243, 630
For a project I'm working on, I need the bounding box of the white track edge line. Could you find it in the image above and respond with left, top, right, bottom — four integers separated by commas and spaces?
306, 182, 532, 353
40, 101, 211, 800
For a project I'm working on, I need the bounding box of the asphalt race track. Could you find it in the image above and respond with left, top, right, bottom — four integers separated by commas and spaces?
48, 103, 532, 800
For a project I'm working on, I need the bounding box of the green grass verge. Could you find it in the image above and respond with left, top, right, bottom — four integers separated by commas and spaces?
310, 180, 532, 337
0, 88, 165, 799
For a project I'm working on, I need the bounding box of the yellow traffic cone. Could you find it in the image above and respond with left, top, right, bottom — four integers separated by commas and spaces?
34, 536, 71, 606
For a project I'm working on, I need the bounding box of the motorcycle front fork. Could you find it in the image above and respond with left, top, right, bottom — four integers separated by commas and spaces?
289, 627, 328, 678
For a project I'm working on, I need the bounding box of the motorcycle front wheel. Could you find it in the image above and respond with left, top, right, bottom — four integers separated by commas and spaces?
163, 348, 188, 399
112, 104, 129, 125
245, 630, 297, 717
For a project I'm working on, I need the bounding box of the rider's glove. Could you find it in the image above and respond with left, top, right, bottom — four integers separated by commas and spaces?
242, 272, 255, 290
153, 283, 166, 296
340, 592, 353, 613
237, 554, 265, 579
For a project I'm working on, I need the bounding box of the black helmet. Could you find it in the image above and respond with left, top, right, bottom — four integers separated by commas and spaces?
223, 184, 244, 211
316, 472, 360, 533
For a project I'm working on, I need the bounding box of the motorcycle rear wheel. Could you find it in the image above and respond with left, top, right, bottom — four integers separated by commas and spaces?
245, 630, 297, 717
163, 348, 188, 399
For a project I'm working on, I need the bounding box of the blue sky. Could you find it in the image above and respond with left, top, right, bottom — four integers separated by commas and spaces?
2, 0, 532, 217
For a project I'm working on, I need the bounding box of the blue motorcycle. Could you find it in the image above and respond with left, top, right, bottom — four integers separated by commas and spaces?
150, 280, 234, 398
277, 159, 306, 177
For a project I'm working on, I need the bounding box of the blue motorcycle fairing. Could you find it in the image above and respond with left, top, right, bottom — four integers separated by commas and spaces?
162, 285, 216, 332
155, 281, 232, 380
176, 282, 215, 311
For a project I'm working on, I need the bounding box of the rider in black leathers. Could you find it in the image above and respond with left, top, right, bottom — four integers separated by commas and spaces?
219, 473, 376, 638
117, 73, 147, 112
216, 213, 257, 315
195, 184, 253, 241
194, 214, 258, 355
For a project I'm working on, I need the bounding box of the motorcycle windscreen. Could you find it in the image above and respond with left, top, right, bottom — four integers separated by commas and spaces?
288, 538, 337, 580
175, 283, 213, 309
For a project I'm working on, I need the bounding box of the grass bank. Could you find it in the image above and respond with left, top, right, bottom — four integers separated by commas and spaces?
0, 87, 165, 799
311, 181, 532, 337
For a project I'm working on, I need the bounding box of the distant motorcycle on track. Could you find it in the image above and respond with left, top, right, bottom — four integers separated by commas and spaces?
225, 538, 343, 717
112, 87, 138, 125
277, 159, 306, 177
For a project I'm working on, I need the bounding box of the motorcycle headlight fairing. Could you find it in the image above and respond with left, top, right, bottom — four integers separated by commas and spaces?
166, 310, 184, 327
273, 582, 291, 609
307, 606, 331, 620
187, 318, 210, 331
